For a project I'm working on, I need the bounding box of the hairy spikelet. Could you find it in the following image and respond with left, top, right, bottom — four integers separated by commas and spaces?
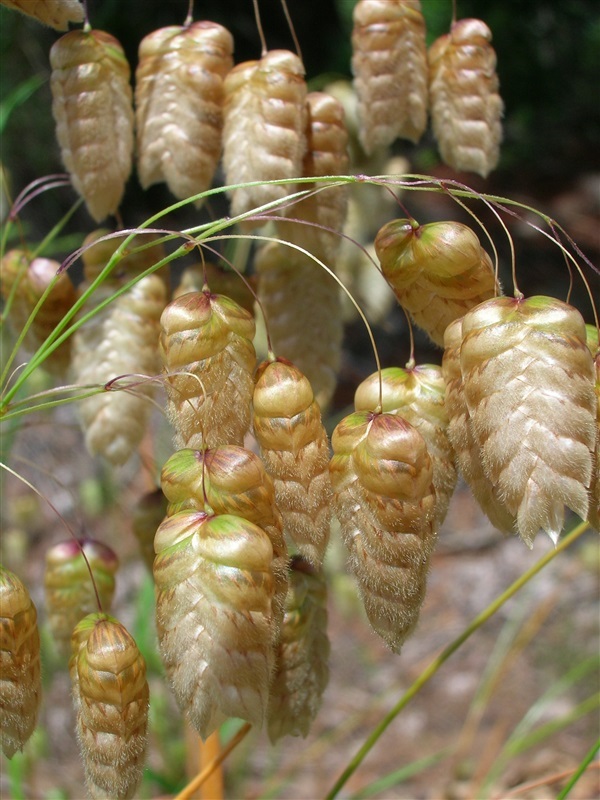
173, 262, 256, 314
50, 30, 134, 221
253, 359, 333, 565
355, 365, 457, 529
160, 446, 288, 628
1, 0, 83, 29
429, 18, 503, 177
0, 566, 41, 759
460, 296, 596, 546
0, 250, 77, 375
44, 539, 118, 657
375, 218, 500, 346
159, 290, 256, 449
222, 50, 307, 225
72, 615, 149, 799
267, 556, 329, 743
276, 91, 350, 262
351, 0, 428, 152
330, 412, 436, 651
442, 317, 517, 534
132, 489, 168, 571
153, 510, 275, 738
255, 242, 342, 410
135, 21, 234, 202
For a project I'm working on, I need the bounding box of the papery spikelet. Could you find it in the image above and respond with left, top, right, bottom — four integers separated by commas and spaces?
375, 218, 500, 346
0, 566, 41, 759
153, 510, 275, 738
173, 262, 256, 314
276, 91, 350, 262
253, 358, 333, 565
132, 489, 168, 571
355, 364, 457, 529
44, 539, 119, 657
135, 21, 234, 202
1, 0, 84, 30
73, 615, 149, 799
267, 556, 329, 742
222, 50, 307, 225
330, 412, 436, 651
460, 296, 596, 546
255, 241, 342, 409
50, 30, 134, 221
442, 317, 517, 534
159, 290, 256, 449
585, 326, 599, 530
429, 18, 503, 177
351, 0, 428, 152
0, 249, 77, 375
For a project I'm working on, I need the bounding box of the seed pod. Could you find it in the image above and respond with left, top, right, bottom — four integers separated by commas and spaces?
50, 30, 134, 222
460, 296, 596, 546
442, 317, 517, 534
351, 0, 428, 153
159, 290, 256, 450
267, 556, 329, 743
173, 262, 257, 315
222, 49, 307, 226
153, 510, 275, 738
73, 614, 149, 799
135, 21, 234, 202
132, 489, 168, 571
375, 218, 500, 346
0, 566, 41, 759
255, 241, 342, 410
354, 364, 457, 529
429, 18, 503, 177
330, 412, 436, 651
44, 539, 119, 657
1, 0, 84, 30
253, 359, 333, 565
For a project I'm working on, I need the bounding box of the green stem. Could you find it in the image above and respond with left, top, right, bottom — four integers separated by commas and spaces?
324, 520, 591, 800
556, 736, 600, 800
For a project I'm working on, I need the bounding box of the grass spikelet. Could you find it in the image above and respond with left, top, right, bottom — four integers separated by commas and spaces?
72, 614, 149, 799
253, 358, 333, 565
460, 295, 596, 546
585, 326, 599, 530
375, 217, 500, 346
173, 262, 257, 314
429, 18, 503, 177
50, 29, 134, 221
159, 290, 256, 449
135, 21, 234, 202
354, 364, 457, 529
222, 49, 307, 225
1, 0, 84, 30
351, 0, 429, 152
267, 555, 329, 743
0, 566, 41, 759
153, 509, 276, 738
44, 538, 119, 657
329, 411, 436, 652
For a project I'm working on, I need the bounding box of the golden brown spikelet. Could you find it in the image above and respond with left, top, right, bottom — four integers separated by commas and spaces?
222, 50, 307, 225
0, 566, 41, 759
153, 509, 275, 738
72, 615, 149, 799
460, 296, 596, 546
44, 539, 119, 657
429, 18, 503, 177
1, 0, 84, 30
135, 21, 234, 202
375, 217, 500, 346
276, 91, 350, 262
354, 364, 457, 529
442, 317, 517, 534
255, 241, 343, 410
267, 556, 329, 743
329, 412, 436, 651
351, 0, 429, 152
132, 489, 168, 571
50, 30, 134, 222
173, 262, 257, 314
253, 358, 333, 566
588, 350, 600, 530
0, 249, 77, 376
159, 290, 256, 449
